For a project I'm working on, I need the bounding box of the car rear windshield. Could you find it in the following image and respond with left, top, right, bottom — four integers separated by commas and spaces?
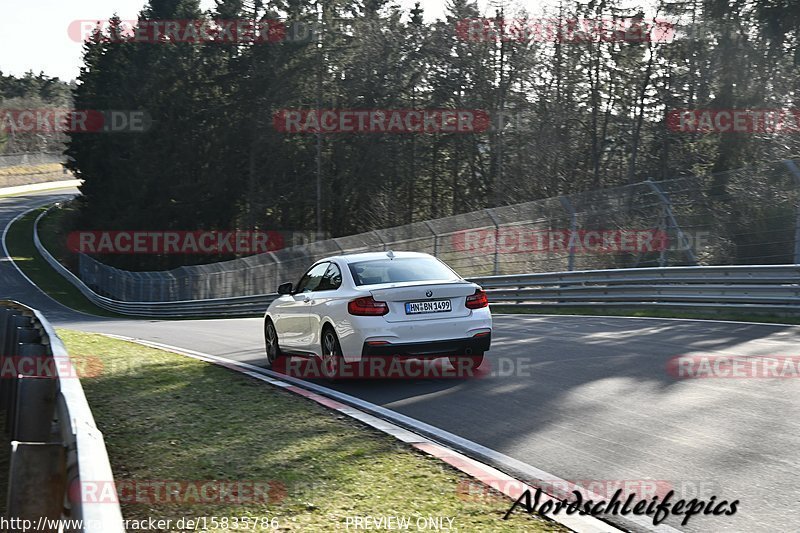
348, 257, 460, 286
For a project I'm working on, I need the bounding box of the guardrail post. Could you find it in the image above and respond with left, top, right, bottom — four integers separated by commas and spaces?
558, 197, 577, 271
422, 221, 439, 257
1, 316, 37, 412
8, 342, 48, 434
373, 230, 388, 251
646, 179, 697, 265
6, 441, 66, 533
0, 310, 21, 407
783, 159, 800, 264
485, 209, 501, 276
0, 308, 10, 349
659, 210, 668, 267
13, 376, 58, 442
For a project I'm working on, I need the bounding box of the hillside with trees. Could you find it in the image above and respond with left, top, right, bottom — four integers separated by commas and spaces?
65, 0, 800, 270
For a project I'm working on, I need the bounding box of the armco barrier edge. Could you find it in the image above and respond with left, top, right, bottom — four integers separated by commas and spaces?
475, 264, 800, 313
0, 301, 124, 533
31, 206, 800, 317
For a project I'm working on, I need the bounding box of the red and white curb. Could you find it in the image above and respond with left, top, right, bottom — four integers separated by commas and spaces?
100, 335, 679, 533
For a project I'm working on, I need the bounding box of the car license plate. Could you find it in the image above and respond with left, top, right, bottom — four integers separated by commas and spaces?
405, 299, 451, 314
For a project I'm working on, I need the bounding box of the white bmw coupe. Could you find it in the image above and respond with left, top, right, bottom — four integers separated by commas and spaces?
263, 251, 492, 376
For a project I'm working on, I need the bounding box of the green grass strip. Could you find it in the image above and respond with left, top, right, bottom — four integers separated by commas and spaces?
60, 330, 562, 532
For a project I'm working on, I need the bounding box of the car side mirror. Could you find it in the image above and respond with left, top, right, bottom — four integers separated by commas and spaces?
277, 282, 293, 295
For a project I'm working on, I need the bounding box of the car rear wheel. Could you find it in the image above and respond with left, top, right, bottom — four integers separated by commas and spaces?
449, 353, 484, 374
264, 320, 282, 368
321, 328, 344, 381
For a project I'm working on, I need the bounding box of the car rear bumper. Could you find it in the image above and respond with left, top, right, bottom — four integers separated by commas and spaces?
361, 334, 491, 358
335, 308, 492, 363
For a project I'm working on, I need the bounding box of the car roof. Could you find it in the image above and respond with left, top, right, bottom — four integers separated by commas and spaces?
319, 251, 433, 264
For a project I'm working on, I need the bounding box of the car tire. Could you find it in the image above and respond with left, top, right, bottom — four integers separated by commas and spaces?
264, 319, 282, 369
449, 353, 484, 374
321, 327, 345, 381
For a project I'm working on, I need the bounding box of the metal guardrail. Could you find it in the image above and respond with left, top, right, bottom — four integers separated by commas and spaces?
32, 207, 276, 317
29, 206, 800, 316
473, 265, 800, 312
0, 301, 124, 533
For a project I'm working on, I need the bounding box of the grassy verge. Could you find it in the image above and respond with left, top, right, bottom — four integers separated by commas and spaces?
492, 305, 800, 325
4, 208, 120, 317
60, 330, 562, 532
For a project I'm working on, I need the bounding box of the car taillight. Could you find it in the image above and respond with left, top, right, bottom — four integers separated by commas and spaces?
348, 296, 389, 316
465, 289, 489, 309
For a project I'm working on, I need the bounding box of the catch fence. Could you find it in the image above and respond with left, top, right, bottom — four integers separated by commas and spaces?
74, 159, 800, 301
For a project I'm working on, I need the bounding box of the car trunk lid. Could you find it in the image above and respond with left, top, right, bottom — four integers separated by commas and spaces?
368, 280, 477, 322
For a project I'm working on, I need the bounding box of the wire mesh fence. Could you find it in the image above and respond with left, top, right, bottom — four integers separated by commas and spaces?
0, 152, 64, 168
76, 159, 800, 302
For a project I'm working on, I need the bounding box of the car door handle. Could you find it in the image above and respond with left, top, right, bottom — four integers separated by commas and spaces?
303, 296, 313, 303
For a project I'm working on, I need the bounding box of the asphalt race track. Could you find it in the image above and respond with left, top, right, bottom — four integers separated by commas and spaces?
2, 190, 798, 533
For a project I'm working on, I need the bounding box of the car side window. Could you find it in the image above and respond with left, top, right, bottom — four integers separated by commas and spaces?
316, 263, 342, 292
294, 262, 330, 293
